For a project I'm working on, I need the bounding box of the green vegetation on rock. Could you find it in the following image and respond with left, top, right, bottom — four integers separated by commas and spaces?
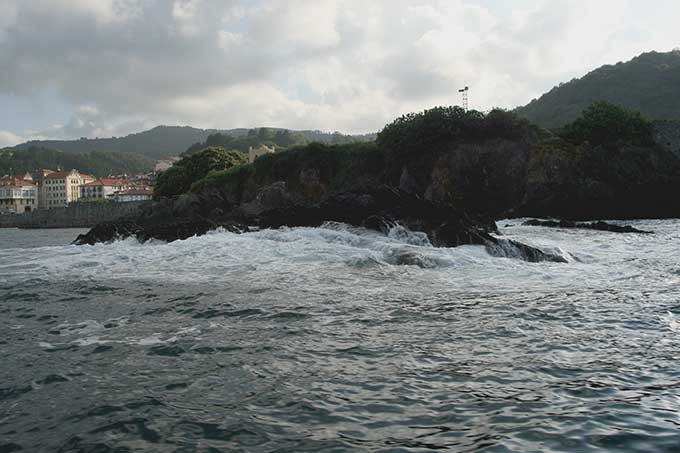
155, 147, 247, 198
183, 127, 375, 156
559, 101, 654, 147
377, 106, 537, 157
191, 142, 383, 203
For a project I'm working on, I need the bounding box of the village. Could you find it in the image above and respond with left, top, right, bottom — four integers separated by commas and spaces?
0, 144, 279, 218
0, 168, 155, 215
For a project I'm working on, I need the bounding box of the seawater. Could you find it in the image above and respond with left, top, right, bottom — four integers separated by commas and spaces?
1, 221, 680, 452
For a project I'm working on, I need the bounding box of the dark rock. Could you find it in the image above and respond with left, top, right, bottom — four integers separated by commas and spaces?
485, 238, 568, 263
523, 219, 653, 234
75, 182, 564, 263
73, 217, 246, 245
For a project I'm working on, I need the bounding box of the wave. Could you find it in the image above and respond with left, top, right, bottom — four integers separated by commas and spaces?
1, 220, 676, 293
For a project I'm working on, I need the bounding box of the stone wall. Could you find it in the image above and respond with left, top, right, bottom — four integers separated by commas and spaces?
652, 121, 680, 158
0, 201, 149, 229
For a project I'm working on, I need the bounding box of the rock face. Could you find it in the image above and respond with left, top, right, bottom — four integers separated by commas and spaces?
392, 139, 530, 218
652, 120, 680, 159
522, 219, 653, 234
517, 141, 680, 220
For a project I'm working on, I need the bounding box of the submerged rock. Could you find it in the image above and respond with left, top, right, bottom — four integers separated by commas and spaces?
523, 219, 653, 234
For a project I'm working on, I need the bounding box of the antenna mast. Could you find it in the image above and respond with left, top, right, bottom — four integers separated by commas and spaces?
458, 86, 469, 111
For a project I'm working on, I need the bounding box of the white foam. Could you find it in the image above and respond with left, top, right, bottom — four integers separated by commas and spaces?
2, 219, 677, 293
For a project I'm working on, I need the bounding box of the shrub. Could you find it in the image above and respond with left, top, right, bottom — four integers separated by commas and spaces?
155, 147, 247, 198
560, 101, 654, 147
376, 106, 536, 158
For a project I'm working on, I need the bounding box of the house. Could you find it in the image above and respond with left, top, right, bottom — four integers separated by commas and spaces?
112, 187, 153, 202
248, 144, 275, 163
0, 177, 37, 213
43, 170, 96, 208
32, 169, 55, 209
79, 178, 130, 201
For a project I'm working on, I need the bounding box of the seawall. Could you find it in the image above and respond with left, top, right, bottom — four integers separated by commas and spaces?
0, 201, 149, 229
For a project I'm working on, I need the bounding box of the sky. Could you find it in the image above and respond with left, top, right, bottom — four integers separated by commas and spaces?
0, 0, 679, 147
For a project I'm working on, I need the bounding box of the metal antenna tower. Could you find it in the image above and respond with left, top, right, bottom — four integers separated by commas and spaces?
458, 86, 469, 111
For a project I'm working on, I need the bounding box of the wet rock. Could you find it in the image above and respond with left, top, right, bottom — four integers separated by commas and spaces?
523, 219, 653, 234
74, 183, 566, 263
73, 218, 246, 245
485, 238, 568, 263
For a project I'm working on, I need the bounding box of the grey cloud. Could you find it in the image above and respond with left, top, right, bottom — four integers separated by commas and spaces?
1, 0, 679, 138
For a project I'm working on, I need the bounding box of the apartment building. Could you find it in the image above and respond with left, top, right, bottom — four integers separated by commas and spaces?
32, 169, 55, 209
112, 187, 153, 202
44, 170, 95, 208
79, 178, 130, 200
0, 177, 37, 213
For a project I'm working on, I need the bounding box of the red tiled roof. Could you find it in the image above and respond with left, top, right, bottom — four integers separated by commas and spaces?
44, 171, 73, 179
0, 177, 36, 187
83, 178, 128, 187
44, 170, 96, 180
116, 188, 153, 196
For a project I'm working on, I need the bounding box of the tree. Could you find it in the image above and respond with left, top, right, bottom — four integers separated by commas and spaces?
560, 101, 654, 147
155, 147, 247, 198
376, 106, 534, 157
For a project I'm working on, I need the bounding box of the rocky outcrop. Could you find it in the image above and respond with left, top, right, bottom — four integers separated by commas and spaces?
522, 219, 653, 234
75, 183, 565, 263
75, 122, 680, 256
73, 218, 246, 245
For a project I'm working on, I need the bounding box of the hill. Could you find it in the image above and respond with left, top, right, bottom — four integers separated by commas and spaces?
11, 126, 217, 160
9, 126, 376, 160
182, 128, 376, 156
515, 50, 680, 129
0, 147, 155, 178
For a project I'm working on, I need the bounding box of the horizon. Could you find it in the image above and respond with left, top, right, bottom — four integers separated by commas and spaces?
1, 1, 680, 146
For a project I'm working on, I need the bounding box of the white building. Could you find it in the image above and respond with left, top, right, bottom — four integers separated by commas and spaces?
112, 188, 153, 202
248, 144, 275, 163
79, 178, 130, 201
0, 177, 37, 213
32, 169, 55, 209
44, 170, 95, 208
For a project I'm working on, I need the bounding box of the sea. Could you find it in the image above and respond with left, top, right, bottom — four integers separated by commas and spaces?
1, 220, 680, 452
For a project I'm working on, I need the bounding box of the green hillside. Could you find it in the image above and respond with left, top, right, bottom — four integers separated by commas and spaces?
182, 127, 376, 156
11, 126, 217, 160
0, 147, 155, 178
8, 126, 376, 160
516, 50, 680, 129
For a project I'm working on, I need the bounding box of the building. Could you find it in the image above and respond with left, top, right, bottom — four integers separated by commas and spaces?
0, 177, 37, 213
79, 178, 130, 201
32, 169, 55, 209
112, 188, 153, 202
43, 170, 95, 208
248, 144, 275, 163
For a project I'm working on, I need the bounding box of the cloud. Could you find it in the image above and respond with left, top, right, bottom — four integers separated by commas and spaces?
0, 130, 25, 147
1, 0, 679, 139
